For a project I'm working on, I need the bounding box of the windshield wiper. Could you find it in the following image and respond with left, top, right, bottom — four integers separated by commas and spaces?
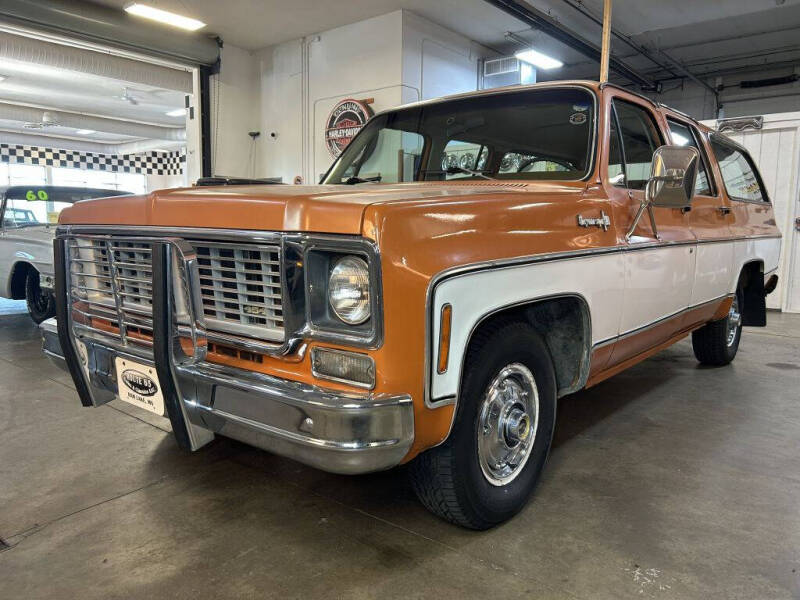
422, 167, 495, 180
343, 175, 382, 185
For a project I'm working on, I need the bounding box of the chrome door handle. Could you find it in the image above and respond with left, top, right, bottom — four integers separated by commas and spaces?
717, 206, 732, 215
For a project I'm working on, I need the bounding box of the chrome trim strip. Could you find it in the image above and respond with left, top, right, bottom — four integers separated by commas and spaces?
591, 294, 734, 349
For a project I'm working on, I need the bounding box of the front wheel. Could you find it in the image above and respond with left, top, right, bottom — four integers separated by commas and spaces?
409, 321, 556, 529
692, 289, 743, 366
25, 269, 56, 324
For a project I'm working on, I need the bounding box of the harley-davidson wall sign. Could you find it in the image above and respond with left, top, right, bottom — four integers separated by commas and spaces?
325, 98, 373, 158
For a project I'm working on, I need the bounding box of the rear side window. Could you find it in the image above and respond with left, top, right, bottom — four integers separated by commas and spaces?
611, 99, 663, 190
667, 119, 713, 196
710, 140, 767, 202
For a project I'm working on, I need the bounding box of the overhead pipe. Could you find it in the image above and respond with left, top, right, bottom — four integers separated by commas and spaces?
0, 102, 186, 141
557, 0, 720, 112
482, 0, 656, 90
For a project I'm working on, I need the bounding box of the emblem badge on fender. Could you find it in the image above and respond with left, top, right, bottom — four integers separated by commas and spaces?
577, 210, 611, 231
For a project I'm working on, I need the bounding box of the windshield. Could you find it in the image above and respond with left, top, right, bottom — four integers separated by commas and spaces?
2, 198, 74, 229
322, 87, 595, 184
1, 186, 127, 229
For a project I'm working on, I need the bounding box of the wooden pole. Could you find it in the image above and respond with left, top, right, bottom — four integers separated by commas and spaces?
600, 0, 612, 83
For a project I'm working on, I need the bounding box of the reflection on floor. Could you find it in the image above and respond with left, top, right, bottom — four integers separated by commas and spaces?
1, 311, 799, 598
0, 297, 27, 316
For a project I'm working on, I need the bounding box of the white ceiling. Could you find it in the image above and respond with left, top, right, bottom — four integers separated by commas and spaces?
93, 0, 525, 51
91, 0, 800, 85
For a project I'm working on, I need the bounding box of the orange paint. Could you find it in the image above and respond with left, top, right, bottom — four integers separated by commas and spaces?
59, 81, 781, 462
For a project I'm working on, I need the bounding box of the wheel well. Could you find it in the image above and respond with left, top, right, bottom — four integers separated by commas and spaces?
739, 260, 766, 327
9, 262, 33, 300
466, 295, 591, 397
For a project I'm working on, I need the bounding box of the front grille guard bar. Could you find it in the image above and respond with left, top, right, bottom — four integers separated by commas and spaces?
152, 242, 215, 450
56, 237, 215, 449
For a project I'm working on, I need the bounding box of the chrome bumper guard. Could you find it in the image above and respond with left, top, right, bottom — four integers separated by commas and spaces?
40, 317, 68, 371
53, 238, 414, 475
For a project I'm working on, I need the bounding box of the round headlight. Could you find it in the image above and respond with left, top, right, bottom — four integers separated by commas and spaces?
328, 256, 371, 325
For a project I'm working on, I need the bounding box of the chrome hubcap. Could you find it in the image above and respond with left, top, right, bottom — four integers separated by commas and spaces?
477, 363, 539, 486
727, 296, 742, 347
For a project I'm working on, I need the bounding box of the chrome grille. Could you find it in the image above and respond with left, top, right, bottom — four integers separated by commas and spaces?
67, 237, 154, 346
194, 242, 284, 342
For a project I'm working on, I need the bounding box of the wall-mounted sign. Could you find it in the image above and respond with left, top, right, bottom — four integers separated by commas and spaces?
325, 98, 373, 158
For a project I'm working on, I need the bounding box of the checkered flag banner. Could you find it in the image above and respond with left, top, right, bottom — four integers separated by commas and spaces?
0, 143, 185, 176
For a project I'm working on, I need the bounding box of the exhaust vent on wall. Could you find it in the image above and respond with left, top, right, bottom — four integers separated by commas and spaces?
482, 57, 536, 89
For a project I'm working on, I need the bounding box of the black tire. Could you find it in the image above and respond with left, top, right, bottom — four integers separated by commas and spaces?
692, 287, 743, 366
25, 269, 56, 324
409, 321, 557, 529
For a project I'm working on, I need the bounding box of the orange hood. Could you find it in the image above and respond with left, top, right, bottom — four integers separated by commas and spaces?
59, 181, 585, 236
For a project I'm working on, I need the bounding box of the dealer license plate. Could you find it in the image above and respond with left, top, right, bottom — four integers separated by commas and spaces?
114, 357, 165, 416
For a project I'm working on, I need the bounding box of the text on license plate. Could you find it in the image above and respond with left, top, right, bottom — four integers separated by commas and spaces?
114, 357, 165, 416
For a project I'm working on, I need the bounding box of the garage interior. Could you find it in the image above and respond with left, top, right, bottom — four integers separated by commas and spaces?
1, 1, 799, 598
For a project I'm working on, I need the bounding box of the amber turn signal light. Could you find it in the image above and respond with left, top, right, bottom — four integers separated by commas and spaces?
437, 304, 452, 374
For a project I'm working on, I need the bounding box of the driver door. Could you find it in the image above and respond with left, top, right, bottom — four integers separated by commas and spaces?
605, 95, 696, 364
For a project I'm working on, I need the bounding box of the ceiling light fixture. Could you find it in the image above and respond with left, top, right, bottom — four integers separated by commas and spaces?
166, 108, 187, 117
124, 3, 206, 31
514, 49, 563, 70
75, 129, 96, 135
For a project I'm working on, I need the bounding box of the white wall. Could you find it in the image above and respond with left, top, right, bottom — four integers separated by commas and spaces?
146, 173, 186, 192
400, 11, 488, 104
210, 43, 261, 178
253, 10, 492, 185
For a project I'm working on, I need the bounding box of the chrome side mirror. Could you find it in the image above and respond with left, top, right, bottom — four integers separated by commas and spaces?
626, 145, 699, 240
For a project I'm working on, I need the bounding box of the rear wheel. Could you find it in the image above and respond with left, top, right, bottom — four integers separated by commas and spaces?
25, 269, 55, 324
409, 321, 556, 529
692, 288, 743, 366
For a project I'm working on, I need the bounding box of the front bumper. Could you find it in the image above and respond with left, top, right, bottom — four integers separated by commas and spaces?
43, 322, 414, 474
48, 240, 414, 475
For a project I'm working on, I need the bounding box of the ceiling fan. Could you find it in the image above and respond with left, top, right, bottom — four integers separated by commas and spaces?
23, 111, 59, 129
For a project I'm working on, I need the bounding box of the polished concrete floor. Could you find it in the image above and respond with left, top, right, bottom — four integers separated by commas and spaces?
1, 311, 799, 599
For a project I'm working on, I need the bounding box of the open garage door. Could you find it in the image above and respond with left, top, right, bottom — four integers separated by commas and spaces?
0, 0, 219, 182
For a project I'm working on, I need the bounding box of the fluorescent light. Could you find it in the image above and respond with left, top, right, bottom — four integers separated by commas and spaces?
0, 75, 7, 82
75, 129, 96, 135
515, 49, 563, 70
166, 108, 186, 117
124, 3, 206, 31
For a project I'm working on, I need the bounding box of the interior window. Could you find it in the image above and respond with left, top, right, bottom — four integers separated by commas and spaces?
441, 140, 486, 179
498, 153, 571, 174
710, 139, 766, 202
608, 110, 625, 186
667, 119, 712, 196
612, 99, 663, 190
